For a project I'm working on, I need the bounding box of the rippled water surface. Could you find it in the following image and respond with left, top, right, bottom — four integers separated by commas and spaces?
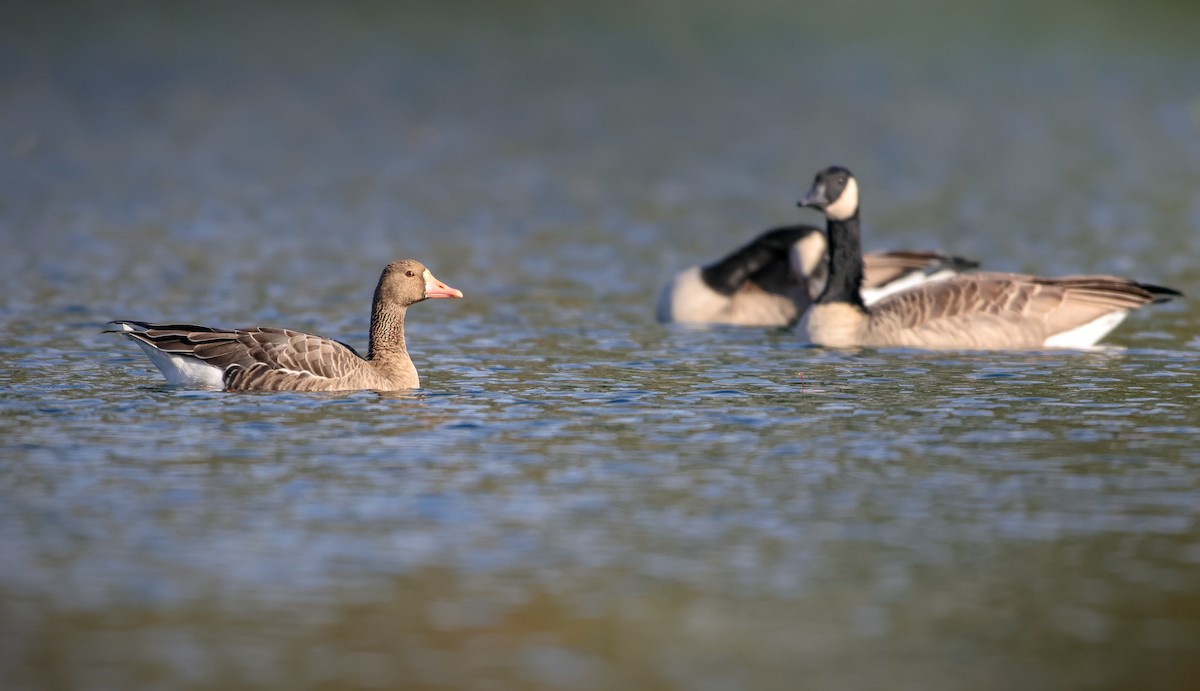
3, 2, 1200, 689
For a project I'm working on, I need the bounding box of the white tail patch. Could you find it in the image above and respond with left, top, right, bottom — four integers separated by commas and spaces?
1044, 311, 1128, 348
119, 328, 226, 388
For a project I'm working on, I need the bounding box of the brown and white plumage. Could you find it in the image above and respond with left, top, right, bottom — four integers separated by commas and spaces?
656, 224, 978, 327
109, 259, 463, 391
796, 166, 1182, 350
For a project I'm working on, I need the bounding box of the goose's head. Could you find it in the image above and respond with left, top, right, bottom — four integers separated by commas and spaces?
798, 166, 859, 222
377, 259, 464, 308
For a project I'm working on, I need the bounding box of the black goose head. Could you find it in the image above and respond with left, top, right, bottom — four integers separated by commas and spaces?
798, 166, 859, 222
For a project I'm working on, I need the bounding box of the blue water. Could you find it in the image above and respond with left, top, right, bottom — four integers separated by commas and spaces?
3, 2, 1200, 688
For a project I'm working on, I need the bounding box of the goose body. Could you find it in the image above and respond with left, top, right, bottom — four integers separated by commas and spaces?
657, 225, 978, 327
109, 259, 463, 391
796, 166, 1181, 350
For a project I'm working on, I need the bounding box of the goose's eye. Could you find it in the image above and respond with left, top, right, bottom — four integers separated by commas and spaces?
837, 177, 846, 185
405, 270, 416, 278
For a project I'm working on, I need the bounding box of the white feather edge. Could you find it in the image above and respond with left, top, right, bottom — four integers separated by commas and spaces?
861, 268, 960, 305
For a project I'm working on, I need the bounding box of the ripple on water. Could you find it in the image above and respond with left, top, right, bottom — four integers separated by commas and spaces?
3, 2, 1200, 687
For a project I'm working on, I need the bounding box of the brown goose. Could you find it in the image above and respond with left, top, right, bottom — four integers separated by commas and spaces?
109, 259, 463, 391
796, 166, 1182, 349
656, 224, 978, 327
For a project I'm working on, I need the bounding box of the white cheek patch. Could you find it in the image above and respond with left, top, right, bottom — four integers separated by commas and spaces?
824, 177, 859, 221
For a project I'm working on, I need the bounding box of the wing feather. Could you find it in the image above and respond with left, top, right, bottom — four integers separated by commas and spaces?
862, 250, 979, 289
865, 273, 1172, 349
112, 322, 374, 390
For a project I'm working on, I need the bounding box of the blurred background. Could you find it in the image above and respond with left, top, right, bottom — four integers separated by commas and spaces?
5, 0, 1200, 314
2, 1, 1199, 689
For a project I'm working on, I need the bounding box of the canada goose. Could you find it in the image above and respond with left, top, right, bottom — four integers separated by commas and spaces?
109, 259, 463, 391
656, 225, 978, 326
796, 166, 1182, 349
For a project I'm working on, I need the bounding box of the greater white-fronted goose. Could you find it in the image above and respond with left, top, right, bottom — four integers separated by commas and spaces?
796, 165, 1182, 349
656, 224, 978, 326
109, 259, 463, 391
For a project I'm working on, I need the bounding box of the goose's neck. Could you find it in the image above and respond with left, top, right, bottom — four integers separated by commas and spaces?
817, 212, 867, 310
367, 302, 409, 362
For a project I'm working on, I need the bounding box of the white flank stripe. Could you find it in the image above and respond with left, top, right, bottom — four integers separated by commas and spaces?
861, 268, 959, 305
1044, 311, 1128, 348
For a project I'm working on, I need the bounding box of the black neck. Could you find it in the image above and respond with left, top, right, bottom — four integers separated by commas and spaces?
700, 225, 819, 296
816, 212, 866, 309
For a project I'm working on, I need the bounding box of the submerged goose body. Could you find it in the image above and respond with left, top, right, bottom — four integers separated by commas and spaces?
110, 259, 463, 391
657, 225, 823, 327
657, 224, 978, 327
797, 166, 1181, 350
